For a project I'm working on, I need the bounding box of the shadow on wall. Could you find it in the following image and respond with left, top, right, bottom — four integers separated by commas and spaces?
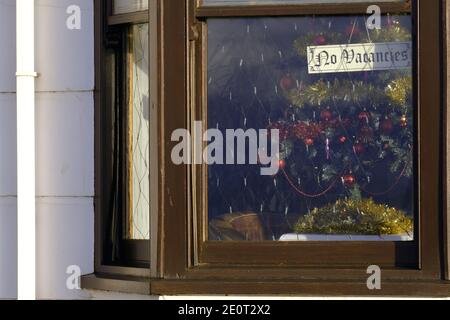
0, 198, 17, 299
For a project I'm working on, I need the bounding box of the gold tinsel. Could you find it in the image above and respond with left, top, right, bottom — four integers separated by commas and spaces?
287, 79, 383, 108
287, 77, 412, 108
385, 77, 412, 106
294, 198, 413, 235
369, 20, 412, 43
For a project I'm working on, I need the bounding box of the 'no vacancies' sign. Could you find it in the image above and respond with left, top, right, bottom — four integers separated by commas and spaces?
307, 42, 412, 74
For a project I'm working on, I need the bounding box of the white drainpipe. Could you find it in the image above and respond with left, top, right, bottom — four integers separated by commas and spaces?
16, 0, 37, 300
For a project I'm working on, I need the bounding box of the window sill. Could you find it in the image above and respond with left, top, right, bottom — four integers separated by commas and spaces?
81, 274, 450, 298
81, 274, 151, 295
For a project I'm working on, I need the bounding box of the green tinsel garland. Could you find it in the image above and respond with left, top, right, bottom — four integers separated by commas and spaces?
294, 198, 413, 235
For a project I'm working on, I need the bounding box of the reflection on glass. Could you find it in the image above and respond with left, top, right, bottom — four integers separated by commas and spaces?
113, 0, 148, 15
207, 15, 414, 242
125, 23, 150, 240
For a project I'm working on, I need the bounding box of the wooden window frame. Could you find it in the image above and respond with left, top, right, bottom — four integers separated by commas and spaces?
194, 0, 418, 270
88, 0, 158, 281
82, 0, 450, 297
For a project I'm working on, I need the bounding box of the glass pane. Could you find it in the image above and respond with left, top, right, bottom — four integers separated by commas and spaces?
113, 0, 148, 14
207, 15, 415, 242
203, 0, 404, 6
124, 23, 150, 240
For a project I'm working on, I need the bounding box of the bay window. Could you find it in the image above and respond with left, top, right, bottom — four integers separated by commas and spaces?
82, 0, 450, 297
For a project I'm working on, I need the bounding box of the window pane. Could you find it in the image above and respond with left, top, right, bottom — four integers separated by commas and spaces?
207, 15, 415, 242
203, 0, 404, 6
125, 23, 150, 240
113, 0, 148, 14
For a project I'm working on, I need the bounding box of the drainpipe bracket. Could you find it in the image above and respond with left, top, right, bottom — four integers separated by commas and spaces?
16, 72, 39, 78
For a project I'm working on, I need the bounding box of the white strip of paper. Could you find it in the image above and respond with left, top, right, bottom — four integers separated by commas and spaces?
307, 41, 412, 74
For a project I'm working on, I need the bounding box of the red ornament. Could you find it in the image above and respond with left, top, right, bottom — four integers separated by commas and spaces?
314, 35, 327, 45
304, 138, 314, 146
380, 118, 394, 134
345, 24, 360, 37
279, 160, 286, 170
279, 75, 295, 91
268, 122, 290, 141
340, 118, 352, 128
358, 111, 370, 123
320, 109, 333, 122
353, 142, 366, 155
359, 126, 374, 142
339, 136, 347, 144
291, 121, 321, 141
343, 174, 356, 187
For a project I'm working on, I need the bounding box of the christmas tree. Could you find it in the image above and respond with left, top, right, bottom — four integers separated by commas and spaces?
207, 15, 414, 240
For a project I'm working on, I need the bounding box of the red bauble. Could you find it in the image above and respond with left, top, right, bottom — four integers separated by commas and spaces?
304, 138, 314, 146
358, 111, 370, 122
340, 118, 352, 128
345, 24, 360, 37
320, 109, 333, 122
339, 136, 347, 144
343, 174, 356, 187
279, 160, 286, 170
380, 118, 394, 134
314, 35, 327, 45
353, 142, 366, 154
279, 75, 295, 91
291, 121, 322, 141
359, 126, 374, 142
269, 121, 290, 141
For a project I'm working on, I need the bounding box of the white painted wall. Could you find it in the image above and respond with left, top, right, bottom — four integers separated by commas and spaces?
0, 0, 18, 300
1, 0, 96, 300
34, 0, 94, 299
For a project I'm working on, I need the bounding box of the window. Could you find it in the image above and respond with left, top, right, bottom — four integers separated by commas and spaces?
94, 0, 153, 274
194, 0, 422, 269
84, 0, 450, 297
207, 15, 415, 243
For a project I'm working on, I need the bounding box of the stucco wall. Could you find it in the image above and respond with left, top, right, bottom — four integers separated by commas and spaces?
34, 0, 94, 299
0, 0, 18, 300
0, 0, 95, 299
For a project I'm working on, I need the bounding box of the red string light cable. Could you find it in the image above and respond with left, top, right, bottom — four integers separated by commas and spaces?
281, 166, 347, 198
281, 156, 410, 199
359, 158, 410, 197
